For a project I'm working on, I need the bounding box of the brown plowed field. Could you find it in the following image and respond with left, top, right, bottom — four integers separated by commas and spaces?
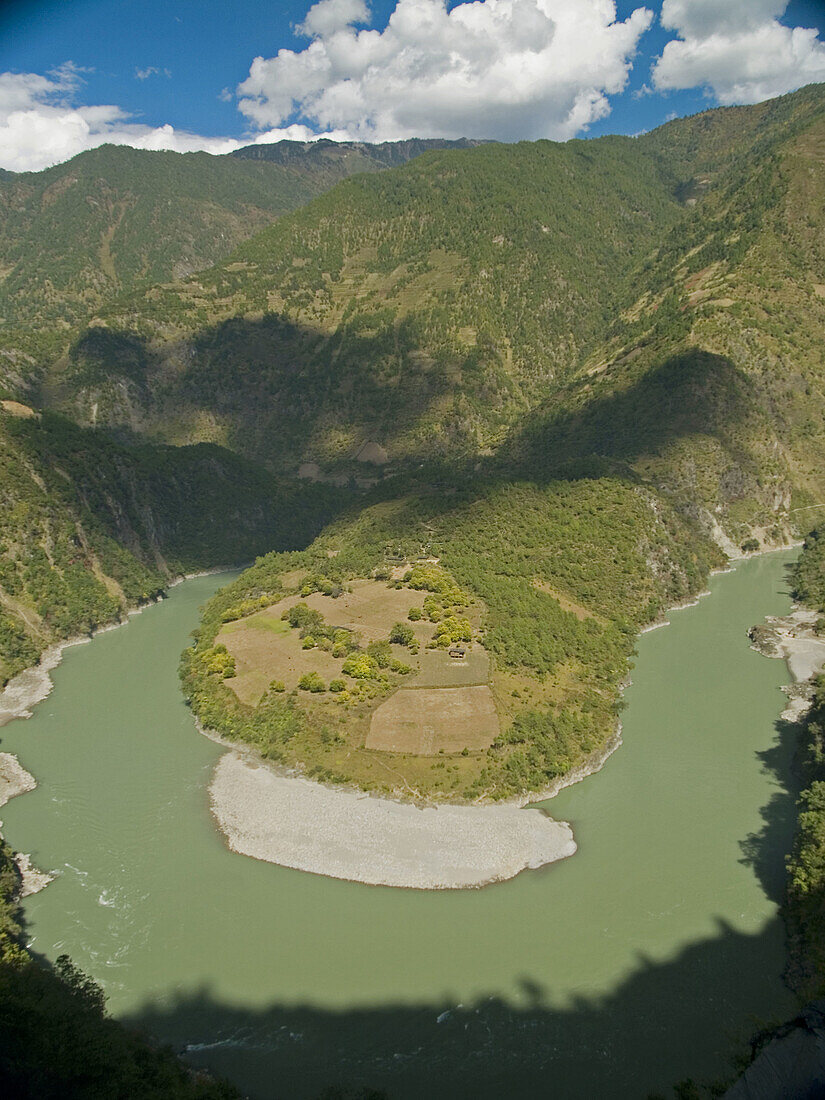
366, 685, 499, 754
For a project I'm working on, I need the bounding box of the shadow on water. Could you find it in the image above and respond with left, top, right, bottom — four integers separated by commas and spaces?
126, 584, 804, 1100
739, 560, 803, 907
121, 919, 794, 1100
739, 717, 802, 907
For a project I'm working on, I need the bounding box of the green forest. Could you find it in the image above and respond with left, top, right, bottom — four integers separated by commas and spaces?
785, 531, 825, 998
0, 406, 340, 687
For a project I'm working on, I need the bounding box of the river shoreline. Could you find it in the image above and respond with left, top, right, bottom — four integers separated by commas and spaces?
0, 753, 52, 895
0, 544, 804, 893
0, 568, 224, 896
0, 565, 231, 728
749, 606, 825, 721
210, 751, 576, 889
201, 558, 770, 888
195, 718, 578, 888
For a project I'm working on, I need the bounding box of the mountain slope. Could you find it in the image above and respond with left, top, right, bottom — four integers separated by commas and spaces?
0, 138, 479, 381
46, 84, 825, 518
52, 134, 685, 466
171, 85, 825, 801
5, 85, 825, 793
231, 135, 484, 167
0, 401, 339, 688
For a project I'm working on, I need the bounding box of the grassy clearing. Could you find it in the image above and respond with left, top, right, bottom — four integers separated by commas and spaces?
221, 614, 290, 636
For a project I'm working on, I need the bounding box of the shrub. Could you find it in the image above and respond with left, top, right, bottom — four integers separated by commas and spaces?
342, 653, 381, 679
200, 644, 236, 677
408, 607, 422, 621
269, 680, 286, 692
283, 603, 326, 637
367, 640, 392, 668
298, 672, 326, 692
329, 678, 346, 693
301, 635, 316, 649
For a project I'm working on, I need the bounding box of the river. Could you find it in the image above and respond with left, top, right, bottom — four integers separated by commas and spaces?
0, 550, 801, 1097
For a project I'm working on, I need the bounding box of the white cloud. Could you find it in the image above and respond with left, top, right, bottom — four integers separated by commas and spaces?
652, 0, 825, 104
250, 122, 353, 143
236, 0, 654, 142
298, 0, 370, 38
0, 66, 346, 172
135, 66, 171, 80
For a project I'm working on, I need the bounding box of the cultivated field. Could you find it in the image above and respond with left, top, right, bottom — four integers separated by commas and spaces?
217, 573, 498, 756
414, 647, 489, 687
301, 580, 428, 643
366, 685, 499, 754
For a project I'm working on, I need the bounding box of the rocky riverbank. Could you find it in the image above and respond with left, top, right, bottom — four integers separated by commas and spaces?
749, 608, 825, 721
0, 753, 53, 895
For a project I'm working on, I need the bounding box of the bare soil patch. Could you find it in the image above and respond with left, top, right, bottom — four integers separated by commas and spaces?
218, 581, 432, 704
219, 616, 341, 704
1, 400, 38, 419
367, 685, 499, 754
218, 578, 492, 746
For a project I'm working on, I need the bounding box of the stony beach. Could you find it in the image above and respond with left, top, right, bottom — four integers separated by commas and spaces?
210, 752, 577, 889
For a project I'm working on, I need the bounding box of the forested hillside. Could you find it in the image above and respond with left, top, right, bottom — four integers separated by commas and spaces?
0, 136, 476, 388
0, 401, 338, 687
169, 84, 825, 801
1, 82, 824, 1095
34, 86, 825, 554
182, 471, 721, 798
52, 134, 683, 464
784, 531, 825, 999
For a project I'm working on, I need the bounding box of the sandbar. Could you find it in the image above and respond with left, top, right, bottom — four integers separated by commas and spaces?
210, 752, 576, 889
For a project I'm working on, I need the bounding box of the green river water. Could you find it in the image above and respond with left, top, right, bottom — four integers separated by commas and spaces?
0, 550, 803, 1097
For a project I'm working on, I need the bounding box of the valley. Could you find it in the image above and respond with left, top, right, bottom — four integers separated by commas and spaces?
1, 77, 825, 1097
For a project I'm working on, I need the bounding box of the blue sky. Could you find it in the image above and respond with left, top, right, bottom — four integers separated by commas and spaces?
0, 0, 824, 171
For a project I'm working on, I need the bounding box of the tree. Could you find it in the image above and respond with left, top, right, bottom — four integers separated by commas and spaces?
389, 621, 415, 646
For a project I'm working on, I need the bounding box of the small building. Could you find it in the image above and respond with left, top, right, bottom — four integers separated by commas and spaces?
448, 646, 466, 659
